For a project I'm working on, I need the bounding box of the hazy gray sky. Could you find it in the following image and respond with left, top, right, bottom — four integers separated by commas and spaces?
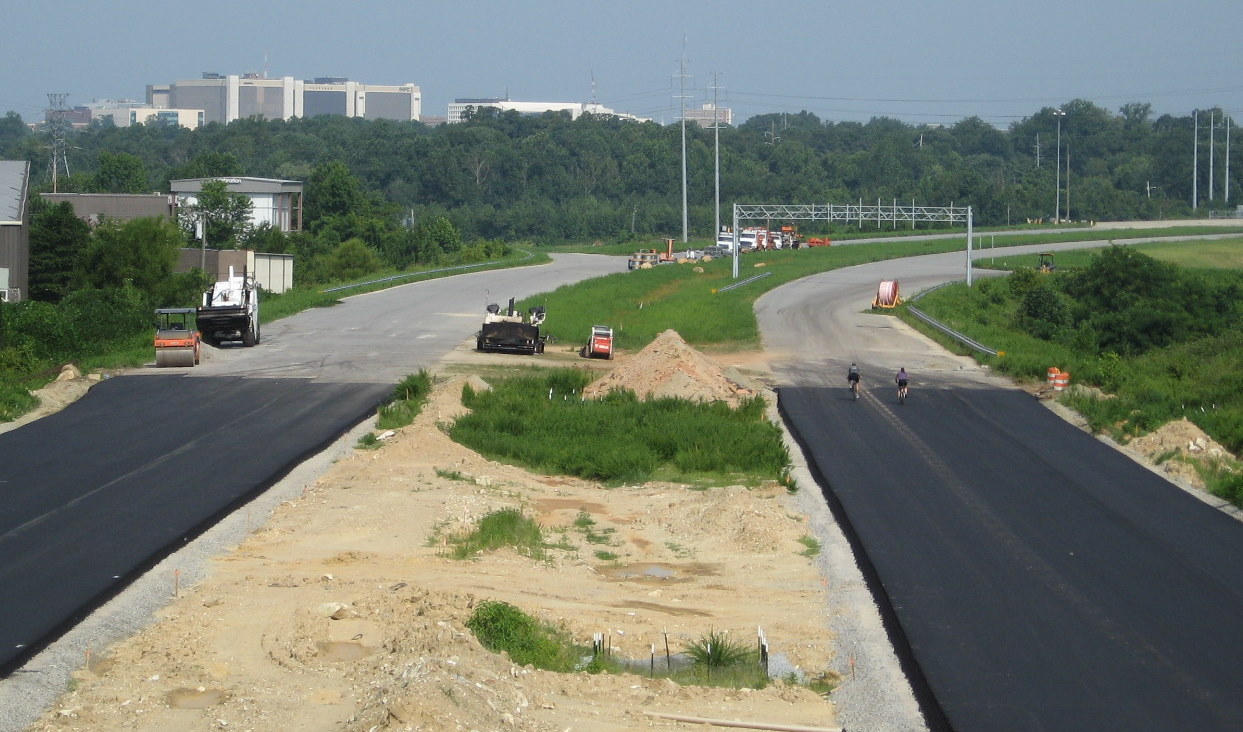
3, 1, 1240, 126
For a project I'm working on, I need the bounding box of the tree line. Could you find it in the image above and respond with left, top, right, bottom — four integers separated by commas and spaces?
1, 99, 1238, 245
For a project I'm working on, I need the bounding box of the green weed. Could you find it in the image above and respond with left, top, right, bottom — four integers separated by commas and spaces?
465, 600, 581, 672
797, 535, 821, 557
448, 508, 548, 561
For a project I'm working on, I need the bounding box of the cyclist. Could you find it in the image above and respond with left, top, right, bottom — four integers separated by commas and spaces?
895, 367, 910, 401
847, 363, 861, 399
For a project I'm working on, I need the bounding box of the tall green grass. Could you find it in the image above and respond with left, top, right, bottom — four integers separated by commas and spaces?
449, 369, 789, 484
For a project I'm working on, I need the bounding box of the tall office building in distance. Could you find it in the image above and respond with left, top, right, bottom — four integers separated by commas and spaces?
159, 73, 422, 125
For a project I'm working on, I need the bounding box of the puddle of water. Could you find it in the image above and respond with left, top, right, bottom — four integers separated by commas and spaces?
166, 687, 228, 709
316, 640, 375, 661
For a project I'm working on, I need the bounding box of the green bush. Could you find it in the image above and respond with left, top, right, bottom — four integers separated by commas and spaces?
451, 370, 789, 484
449, 508, 547, 560
465, 600, 579, 672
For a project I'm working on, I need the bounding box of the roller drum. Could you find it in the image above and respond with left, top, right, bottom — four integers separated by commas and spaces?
155, 347, 196, 368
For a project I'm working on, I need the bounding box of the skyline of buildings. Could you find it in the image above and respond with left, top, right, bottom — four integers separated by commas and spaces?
40, 71, 730, 129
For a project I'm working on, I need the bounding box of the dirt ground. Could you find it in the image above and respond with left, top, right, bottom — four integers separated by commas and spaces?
14, 335, 1241, 732
23, 334, 841, 732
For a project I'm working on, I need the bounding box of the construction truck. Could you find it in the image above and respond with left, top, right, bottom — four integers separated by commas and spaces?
477, 298, 547, 355
153, 308, 201, 367
579, 325, 614, 359
779, 225, 800, 249
197, 267, 260, 347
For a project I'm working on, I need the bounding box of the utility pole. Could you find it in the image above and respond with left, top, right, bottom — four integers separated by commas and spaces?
1193, 110, 1199, 210
711, 73, 723, 242
1227, 115, 1232, 204
1053, 109, 1066, 222
675, 41, 692, 245
1034, 132, 1041, 167
1064, 142, 1071, 222
1209, 111, 1216, 203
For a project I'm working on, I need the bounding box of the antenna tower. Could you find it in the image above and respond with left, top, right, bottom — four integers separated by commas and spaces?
46, 92, 71, 192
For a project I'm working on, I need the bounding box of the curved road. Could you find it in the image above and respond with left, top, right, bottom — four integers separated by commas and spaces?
0, 254, 620, 674
759, 244, 1243, 730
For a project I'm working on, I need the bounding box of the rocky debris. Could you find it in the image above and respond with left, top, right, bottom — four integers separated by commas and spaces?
583, 329, 755, 406
1124, 417, 1238, 488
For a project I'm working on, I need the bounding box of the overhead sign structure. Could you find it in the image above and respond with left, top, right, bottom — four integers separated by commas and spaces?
730, 202, 975, 284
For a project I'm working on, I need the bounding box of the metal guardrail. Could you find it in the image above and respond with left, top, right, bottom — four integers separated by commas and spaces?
715, 271, 772, 293
907, 281, 999, 356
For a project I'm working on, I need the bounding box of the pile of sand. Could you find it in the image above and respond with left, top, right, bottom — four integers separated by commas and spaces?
583, 329, 755, 406
1124, 417, 1239, 488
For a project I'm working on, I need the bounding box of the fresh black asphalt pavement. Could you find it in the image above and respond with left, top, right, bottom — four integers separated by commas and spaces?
779, 374, 1243, 731
0, 375, 389, 672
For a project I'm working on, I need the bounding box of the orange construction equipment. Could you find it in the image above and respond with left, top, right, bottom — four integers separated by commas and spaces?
804, 236, 832, 247
154, 308, 200, 367
872, 280, 902, 309
659, 237, 676, 262
580, 325, 614, 359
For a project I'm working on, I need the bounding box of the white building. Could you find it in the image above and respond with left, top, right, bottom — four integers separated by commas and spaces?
88, 102, 204, 129
684, 103, 733, 127
170, 177, 304, 233
446, 97, 647, 124
157, 73, 422, 125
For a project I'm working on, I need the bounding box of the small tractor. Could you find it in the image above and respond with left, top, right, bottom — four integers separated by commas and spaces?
477, 298, 547, 355
580, 325, 614, 359
153, 307, 201, 367
1038, 252, 1057, 274
197, 266, 260, 347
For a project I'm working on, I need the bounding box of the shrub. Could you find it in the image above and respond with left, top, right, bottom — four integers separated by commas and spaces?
465, 600, 579, 671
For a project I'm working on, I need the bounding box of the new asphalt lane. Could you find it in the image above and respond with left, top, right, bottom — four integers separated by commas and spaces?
0, 253, 621, 674
760, 244, 1243, 731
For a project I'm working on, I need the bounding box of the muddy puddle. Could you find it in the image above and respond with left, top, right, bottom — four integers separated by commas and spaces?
166, 687, 228, 709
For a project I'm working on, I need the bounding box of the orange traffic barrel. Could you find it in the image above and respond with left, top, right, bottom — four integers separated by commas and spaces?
1053, 372, 1071, 391
1047, 367, 1061, 383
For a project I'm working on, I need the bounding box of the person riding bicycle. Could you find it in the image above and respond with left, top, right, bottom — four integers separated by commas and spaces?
895, 367, 909, 399
847, 363, 861, 387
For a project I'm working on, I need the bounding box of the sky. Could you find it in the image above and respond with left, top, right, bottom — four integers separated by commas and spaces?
2, 1, 1241, 128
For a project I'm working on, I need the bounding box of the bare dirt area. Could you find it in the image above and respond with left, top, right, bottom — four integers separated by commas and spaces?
21, 336, 842, 732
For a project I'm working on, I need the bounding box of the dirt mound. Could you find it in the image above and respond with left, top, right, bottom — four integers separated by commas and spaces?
1124, 418, 1239, 488
583, 329, 755, 406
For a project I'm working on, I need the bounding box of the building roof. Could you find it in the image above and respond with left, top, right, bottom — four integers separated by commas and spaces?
0, 160, 30, 224
169, 177, 303, 195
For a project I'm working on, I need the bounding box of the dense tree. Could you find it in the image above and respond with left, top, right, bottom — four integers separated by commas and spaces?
27, 199, 92, 302
74, 217, 186, 303
91, 151, 149, 193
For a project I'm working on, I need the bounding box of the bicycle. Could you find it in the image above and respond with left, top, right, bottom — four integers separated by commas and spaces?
897, 383, 908, 404
849, 378, 860, 401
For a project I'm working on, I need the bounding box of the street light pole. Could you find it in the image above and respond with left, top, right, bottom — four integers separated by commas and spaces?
1053, 109, 1066, 223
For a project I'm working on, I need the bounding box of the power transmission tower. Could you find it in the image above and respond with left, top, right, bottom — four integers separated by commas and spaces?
674, 42, 693, 244
46, 93, 71, 192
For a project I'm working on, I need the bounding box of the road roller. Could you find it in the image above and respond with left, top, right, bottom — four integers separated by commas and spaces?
154, 308, 201, 367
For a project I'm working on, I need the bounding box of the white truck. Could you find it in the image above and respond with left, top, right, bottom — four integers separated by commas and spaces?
197, 267, 260, 347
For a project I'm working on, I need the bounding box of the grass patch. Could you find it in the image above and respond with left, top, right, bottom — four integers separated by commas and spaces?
447, 508, 548, 560
376, 369, 434, 430
797, 535, 821, 557
594, 550, 619, 561
355, 433, 381, 450
435, 468, 469, 482
449, 369, 789, 484
465, 600, 581, 672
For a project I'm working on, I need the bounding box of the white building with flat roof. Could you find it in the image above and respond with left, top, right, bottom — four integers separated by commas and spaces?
161, 73, 421, 125
170, 177, 304, 232
447, 97, 647, 124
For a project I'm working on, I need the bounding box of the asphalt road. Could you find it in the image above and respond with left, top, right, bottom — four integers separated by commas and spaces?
0, 253, 620, 674
759, 247, 1243, 730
